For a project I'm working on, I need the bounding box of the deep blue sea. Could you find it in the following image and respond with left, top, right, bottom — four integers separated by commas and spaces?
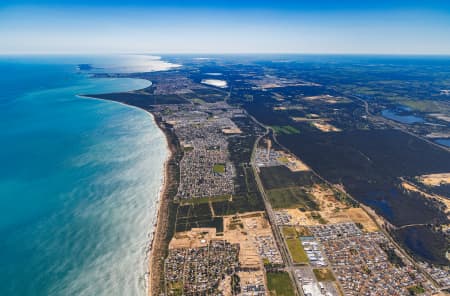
0, 55, 169, 295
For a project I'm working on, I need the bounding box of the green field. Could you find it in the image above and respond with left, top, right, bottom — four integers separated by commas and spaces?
267, 187, 319, 210
266, 272, 296, 296
271, 125, 300, 135
213, 163, 226, 173
400, 99, 450, 113
313, 268, 336, 281
282, 227, 309, 264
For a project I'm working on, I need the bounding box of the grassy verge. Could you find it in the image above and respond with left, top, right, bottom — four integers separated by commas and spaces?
282, 227, 309, 264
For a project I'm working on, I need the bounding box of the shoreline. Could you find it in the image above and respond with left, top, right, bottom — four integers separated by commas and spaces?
146, 114, 175, 296
79, 92, 174, 296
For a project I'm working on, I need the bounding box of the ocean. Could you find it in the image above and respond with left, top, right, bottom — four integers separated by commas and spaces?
0, 55, 171, 295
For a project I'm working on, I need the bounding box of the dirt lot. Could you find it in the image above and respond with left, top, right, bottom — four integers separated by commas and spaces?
280, 208, 321, 226
277, 151, 310, 172
169, 211, 275, 270
310, 185, 346, 212
169, 227, 217, 249
275, 185, 379, 231
322, 207, 379, 232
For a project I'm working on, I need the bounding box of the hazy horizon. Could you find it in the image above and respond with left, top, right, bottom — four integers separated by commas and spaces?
1, 0, 450, 55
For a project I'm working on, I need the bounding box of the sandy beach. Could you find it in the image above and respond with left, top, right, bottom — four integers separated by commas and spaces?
146, 114, 178, 296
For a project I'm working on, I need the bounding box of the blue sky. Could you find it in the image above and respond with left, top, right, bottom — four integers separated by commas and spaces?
1, 0, 450, 54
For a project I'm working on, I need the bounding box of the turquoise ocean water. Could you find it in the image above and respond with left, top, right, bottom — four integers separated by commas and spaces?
0, 55, 168, 295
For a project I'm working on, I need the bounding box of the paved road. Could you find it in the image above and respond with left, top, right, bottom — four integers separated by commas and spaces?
248, 114, 303, 296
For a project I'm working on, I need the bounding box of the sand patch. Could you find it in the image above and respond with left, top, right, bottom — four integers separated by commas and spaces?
222, 127, 242, 134
324, 208, 379, 232
222, 212, 278, 268
311, 122, 342, 132
277, 151, 310, 172
169, 227, 216, 249
201, 79, 227, 88
417, 173, 450, 186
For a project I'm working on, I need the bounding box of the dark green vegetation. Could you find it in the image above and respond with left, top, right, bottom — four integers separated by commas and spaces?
278, 130, 450, 226
379, 243, 405, 267
266, 272, 296, 296
91, 55, 450, 268
227, 57, 449, 265
179, 195, 230, 205
175, 203, 223, 233
267, 187, 318, 210
333, 188, 360, 207
259, 166, 320, 190
259, 166, 320, 209
393, 225, 450, 265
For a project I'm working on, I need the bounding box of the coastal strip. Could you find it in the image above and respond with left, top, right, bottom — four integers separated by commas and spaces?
146, 114, 181, 296
79, 91, 179, 296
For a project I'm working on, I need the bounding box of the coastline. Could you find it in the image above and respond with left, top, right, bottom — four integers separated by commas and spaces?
146, 114, 176, 296
79, 92, 174, 296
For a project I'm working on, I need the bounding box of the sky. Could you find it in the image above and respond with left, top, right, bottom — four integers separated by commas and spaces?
1, 0, 450, 54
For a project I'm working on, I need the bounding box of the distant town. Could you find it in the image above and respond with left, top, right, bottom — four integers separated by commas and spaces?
87, 55, 450, 296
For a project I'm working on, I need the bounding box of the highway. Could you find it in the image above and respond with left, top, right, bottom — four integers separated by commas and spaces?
248, 114, 303, 296
245, 90, 448, 293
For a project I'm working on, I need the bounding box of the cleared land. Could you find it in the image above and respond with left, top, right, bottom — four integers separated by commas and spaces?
277, 151, 310, 172
313, 268, 336, 282
322, 207, 379, 232
266, 272, 296, 296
